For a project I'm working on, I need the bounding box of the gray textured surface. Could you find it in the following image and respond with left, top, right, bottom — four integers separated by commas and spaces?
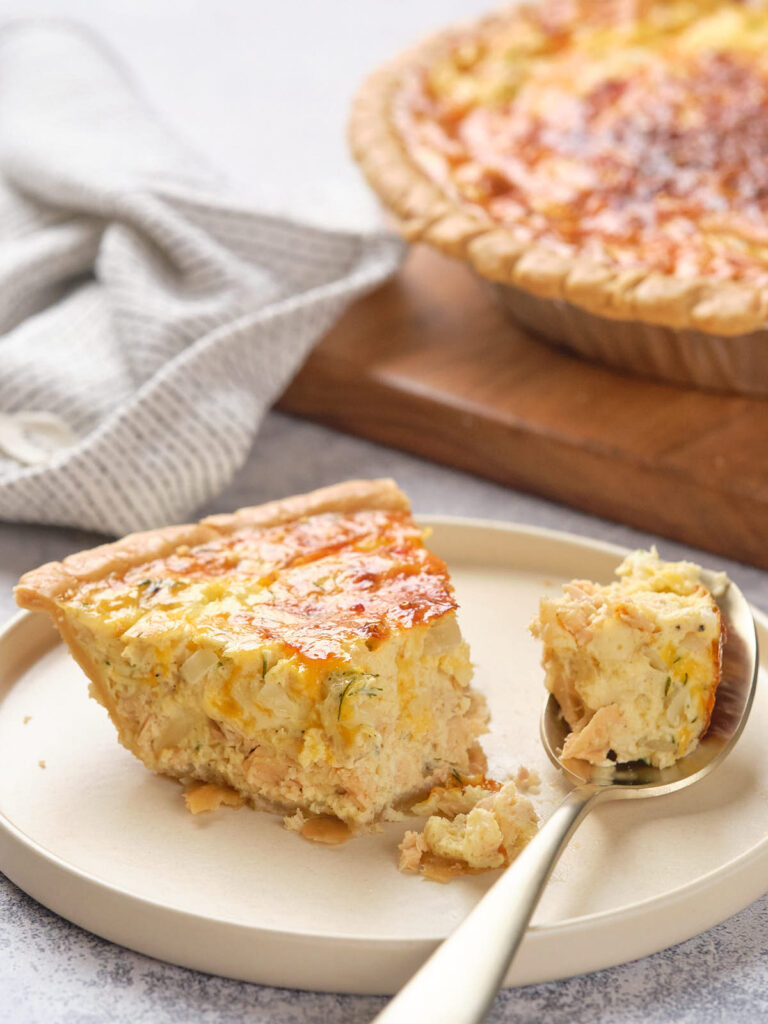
1, 412, 768, 1023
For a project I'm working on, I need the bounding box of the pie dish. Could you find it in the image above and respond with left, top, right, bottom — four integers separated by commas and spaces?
530, 548, 724, 768
350, 0, 768, 393
14, 479, 488, 829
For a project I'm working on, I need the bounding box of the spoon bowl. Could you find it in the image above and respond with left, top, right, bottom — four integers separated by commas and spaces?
373, 569, 759, 1024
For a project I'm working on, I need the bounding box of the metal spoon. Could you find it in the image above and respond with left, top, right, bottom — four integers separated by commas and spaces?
373, 569, 758, 1024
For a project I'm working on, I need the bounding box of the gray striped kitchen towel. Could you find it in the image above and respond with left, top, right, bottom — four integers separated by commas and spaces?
0, 21, 402, 536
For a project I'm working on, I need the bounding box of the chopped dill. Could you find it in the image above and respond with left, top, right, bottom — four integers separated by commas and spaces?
137, 578, 162, 598
337, 679, 356, 720
451, 768, 463, 786
664, 676, 671, 696
355, 685, 383, 700
336, 673, 382, 720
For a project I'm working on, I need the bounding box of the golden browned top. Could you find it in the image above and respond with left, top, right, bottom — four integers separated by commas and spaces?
74, 510, 456, 661
396, 0, 768, 285
16, 481, 456, 665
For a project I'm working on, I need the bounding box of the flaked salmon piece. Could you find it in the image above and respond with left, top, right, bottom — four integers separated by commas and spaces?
399, 829, 428, 872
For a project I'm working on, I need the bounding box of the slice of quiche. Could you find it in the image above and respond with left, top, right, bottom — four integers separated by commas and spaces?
15, 479, 488, 826
530, 548, 724, 769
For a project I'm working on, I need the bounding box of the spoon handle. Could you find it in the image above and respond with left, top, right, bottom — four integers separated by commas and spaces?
372, 786, 602, 1024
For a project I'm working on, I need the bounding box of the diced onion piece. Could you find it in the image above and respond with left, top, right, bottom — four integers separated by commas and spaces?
644, 646, 666, 672
259, 679, 302, 721
423, 614, 461, 655
180, 648, 219, 685
666, 685, 688, 720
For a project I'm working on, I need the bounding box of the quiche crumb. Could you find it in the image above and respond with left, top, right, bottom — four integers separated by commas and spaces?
514, 765, 541, 794
399, 779, 538, 880
283, 809, 306, 833
184, 782, 245, 814
299, 815, 353, 845
381, 806, 407, 822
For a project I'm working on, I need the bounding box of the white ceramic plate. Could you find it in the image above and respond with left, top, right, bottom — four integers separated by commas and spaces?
1, 519, 766, 995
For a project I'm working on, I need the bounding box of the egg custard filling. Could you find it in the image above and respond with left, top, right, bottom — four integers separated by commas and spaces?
15, 480, 488, 827
530, 548, 724, 769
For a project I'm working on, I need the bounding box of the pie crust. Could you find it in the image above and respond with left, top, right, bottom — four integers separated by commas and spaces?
350, 0, 768, 338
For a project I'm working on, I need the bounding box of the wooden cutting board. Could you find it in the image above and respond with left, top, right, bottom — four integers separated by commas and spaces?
279, 246, 768, 569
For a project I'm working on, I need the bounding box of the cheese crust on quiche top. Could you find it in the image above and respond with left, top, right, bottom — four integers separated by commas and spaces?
530, 548, 723, 768
15, 480, 488, 826
350, 0, 768, 334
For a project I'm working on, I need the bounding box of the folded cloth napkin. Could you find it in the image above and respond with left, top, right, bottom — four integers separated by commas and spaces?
0, 21, 403, 536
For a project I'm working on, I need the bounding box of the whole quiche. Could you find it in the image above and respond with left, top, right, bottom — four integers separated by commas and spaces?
350, 0, 768, 386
